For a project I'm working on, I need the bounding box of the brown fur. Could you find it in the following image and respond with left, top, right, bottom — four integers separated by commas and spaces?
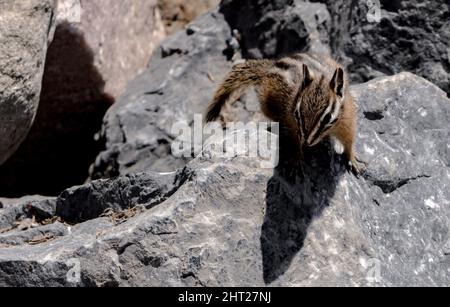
205, 53, 362, 175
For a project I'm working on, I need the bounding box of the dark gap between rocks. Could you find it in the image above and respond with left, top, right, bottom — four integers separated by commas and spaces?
55, 168, 192, 225
380, 0, 403, 13
0, 22, 113, 198
367, 175, 431, 194
364, 110, 384, 121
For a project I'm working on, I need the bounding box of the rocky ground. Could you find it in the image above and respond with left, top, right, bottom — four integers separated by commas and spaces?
0, 0, 449, 287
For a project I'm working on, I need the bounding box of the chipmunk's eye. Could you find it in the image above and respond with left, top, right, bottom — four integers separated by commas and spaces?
329, 117, 338, 125
323, 113, 332, 126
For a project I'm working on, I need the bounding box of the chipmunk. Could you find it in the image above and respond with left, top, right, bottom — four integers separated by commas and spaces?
205, 53, 362, 175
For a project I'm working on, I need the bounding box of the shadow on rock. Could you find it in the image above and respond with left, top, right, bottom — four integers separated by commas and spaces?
261, 137, 345, 284
0, 22, 113, 197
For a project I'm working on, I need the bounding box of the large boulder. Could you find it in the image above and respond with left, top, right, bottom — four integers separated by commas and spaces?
0, 73, 449, 287
0, 0, 57, 166
90, 2, 332, 179
220, 0, 331, 58
91, 11, 238, 178
92, 0, 450, 180
0, 0, 167, 197
221, 0, 450, 95
315, 0, 450, 95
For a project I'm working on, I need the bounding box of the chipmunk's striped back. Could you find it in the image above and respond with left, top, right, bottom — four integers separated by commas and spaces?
205, 53, 361, 175
205, 59, 273, 123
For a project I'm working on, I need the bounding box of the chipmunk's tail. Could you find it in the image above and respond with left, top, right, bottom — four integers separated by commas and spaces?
205, 60, 271, 123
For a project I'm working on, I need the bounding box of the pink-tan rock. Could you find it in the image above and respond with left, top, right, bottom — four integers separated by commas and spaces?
56, 0, 166, 97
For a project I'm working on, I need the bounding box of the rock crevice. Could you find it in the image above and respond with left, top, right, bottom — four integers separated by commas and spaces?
1, 0, 449, 287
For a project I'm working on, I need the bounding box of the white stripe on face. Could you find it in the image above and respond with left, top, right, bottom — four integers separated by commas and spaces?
307, 97, 344, 146
307, 101, 333, 145
295, 103, 305, 141
330, 98, 343, 123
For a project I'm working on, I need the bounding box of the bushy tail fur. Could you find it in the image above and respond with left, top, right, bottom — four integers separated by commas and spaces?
205, 60, 272, 123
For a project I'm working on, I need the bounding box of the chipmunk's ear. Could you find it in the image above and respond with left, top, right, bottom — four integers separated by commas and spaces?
330, 67, 345, 98
302, 64, 314, 89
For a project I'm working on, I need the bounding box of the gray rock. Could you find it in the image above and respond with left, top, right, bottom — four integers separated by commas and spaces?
0, 0, 167, 197
0, 195, 51, 209
0, 197, 57, 229
316, 0, 450, 96
0, 222, 68, 246
0, 73, 449, 287
93, 7, 316, 179
93, 0, 450, 180
221, 0, 450, 95
29, 199, 57, 221
220, 0, 331, 58
91, 11, 237, 178
0, 0, 57, 165
56, 171, 185, 224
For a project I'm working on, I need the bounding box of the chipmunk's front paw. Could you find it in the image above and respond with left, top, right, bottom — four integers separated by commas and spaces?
347, 157, 367, 177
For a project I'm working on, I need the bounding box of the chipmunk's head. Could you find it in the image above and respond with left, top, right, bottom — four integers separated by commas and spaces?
294, 64, 346, 147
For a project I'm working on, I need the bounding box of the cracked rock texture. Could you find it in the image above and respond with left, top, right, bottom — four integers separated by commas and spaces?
92, 0, 450, 179
1, 72, 449, 286
0, 0, 167, 197
319, 0, 450, 95
221, 0, 450, 95
91, 11, 236, 178
1, 0, 450, 287
0, 0, 56, 166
